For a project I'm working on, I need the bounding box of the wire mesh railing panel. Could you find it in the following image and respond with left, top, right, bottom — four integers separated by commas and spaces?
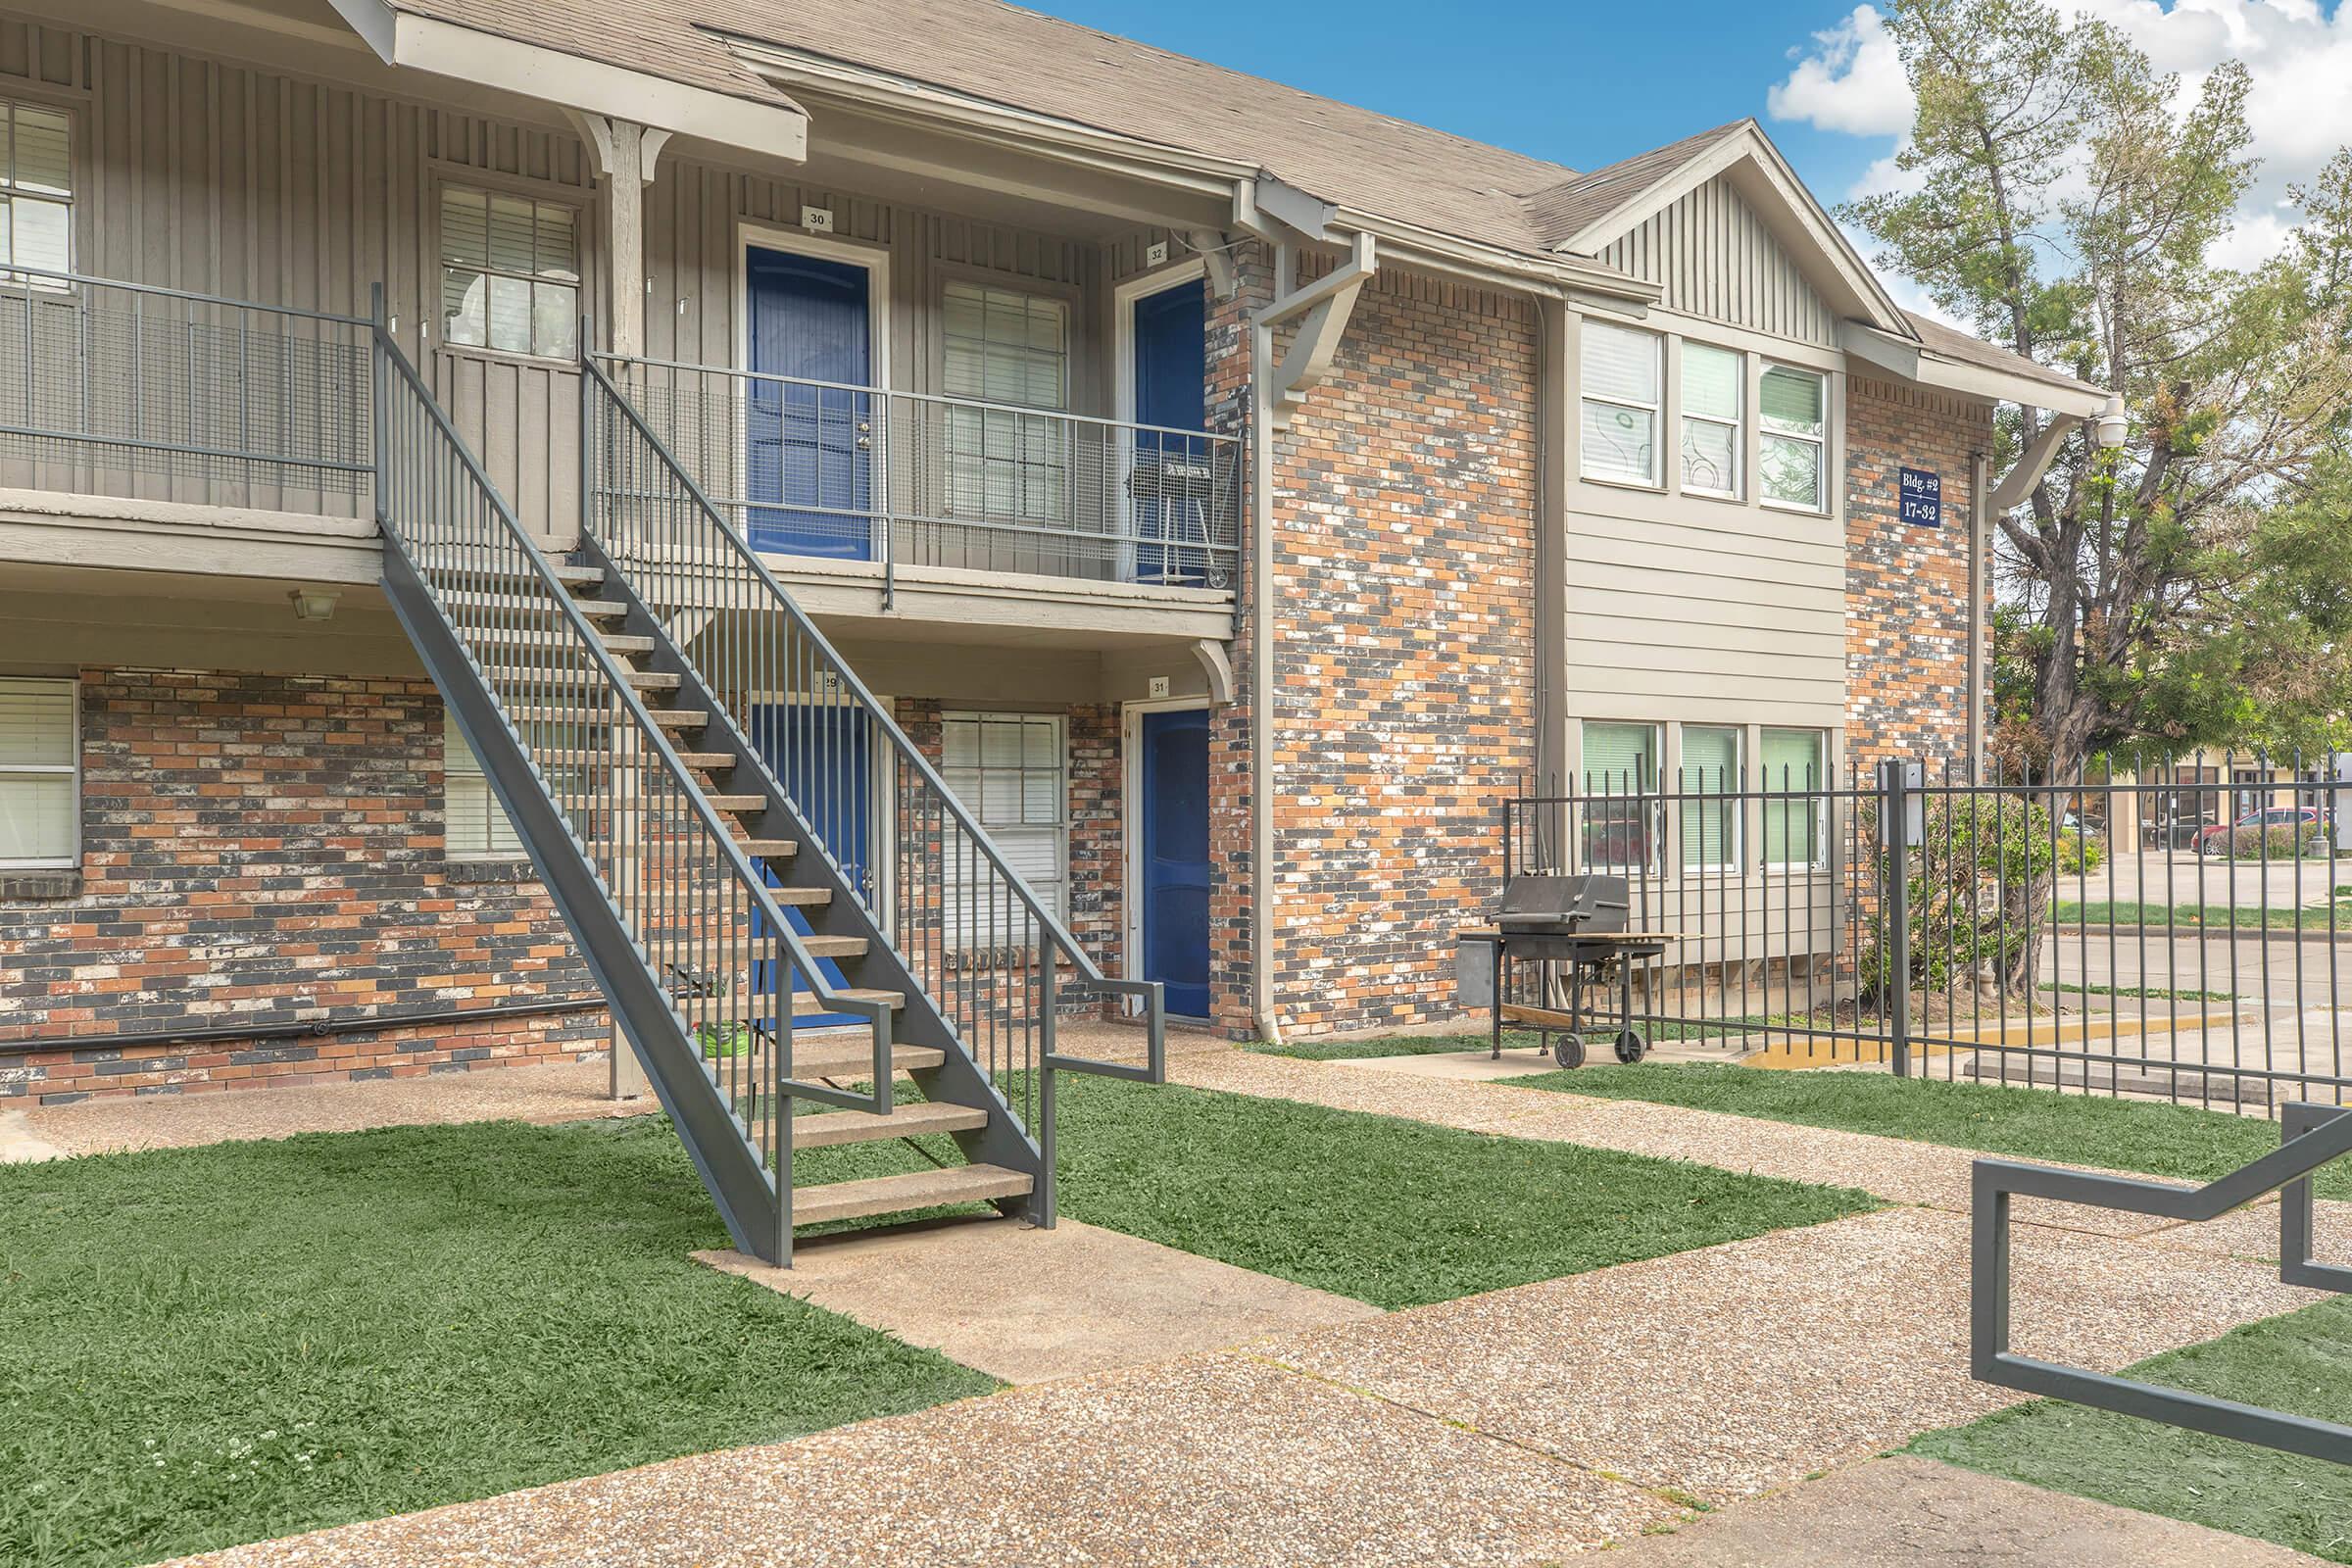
597, 354, 1240, 591
375, 336, 829, 1178
0, 270, 371, 509
582, 359, 1165, 1130
1501, 750, 2352, 1114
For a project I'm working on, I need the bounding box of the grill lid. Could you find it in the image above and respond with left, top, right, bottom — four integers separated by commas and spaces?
1494, 873, 1630, 933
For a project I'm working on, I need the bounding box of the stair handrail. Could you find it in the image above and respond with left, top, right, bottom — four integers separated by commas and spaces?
371, 320, 896, 1114
582, 351, 1166, 1085
1971, 1101, 2352, 1463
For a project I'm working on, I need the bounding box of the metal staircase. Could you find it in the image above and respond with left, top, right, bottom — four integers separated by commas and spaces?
368, 315, 1163, 1267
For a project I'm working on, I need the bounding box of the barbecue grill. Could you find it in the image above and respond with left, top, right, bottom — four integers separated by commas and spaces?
1456, 872, 1679, 1069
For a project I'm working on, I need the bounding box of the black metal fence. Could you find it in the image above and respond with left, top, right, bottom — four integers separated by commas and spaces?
1500, 750, 2352, 1113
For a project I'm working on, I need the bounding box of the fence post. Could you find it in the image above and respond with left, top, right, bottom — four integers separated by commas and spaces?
1880, 758, 1914, 1078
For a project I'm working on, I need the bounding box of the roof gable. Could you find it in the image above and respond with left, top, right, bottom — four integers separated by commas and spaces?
1534, 121, 1910, 337
1593, 175, 1837, 346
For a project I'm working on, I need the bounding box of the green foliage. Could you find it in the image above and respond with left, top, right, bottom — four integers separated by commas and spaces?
2212, 823, 2328, 859
1860, 794, 2059, 996
1857, 1, 2352, 768
797, 1074, 1876, 1310
0, 1119, 996, 1568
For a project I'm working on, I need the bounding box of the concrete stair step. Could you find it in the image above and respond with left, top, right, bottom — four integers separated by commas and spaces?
506, 705, 707, 730
672, 986, 906, 1023
702, 792, 769, 813
799, 933, 868, 959
793, 1163, 1032, 1226
485, 664, 678, 692
791, 1034, 943, 1077
792, 1100, 991, 1151
444, 590, 629, 620
739, 839, 798, 858
468, 625, 657, 657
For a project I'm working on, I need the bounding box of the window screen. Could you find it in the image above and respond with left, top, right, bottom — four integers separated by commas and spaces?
1581, 720, 1659, 872
0, 100, 72, 283
440, 185, 580, 359
1680, 343, 1741, 496
1760, 728, 1827, 866
1760, 366, 1827, 510
445, 715, 524, 859
0, 676, 75, 865
940, 710, 1066, 946
1579, 320, 1660, 486
942, 281, 1070, 523
1679, 724, 1741, 870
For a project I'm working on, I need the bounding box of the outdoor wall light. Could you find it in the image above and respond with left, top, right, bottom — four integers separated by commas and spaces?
288, 587, 342, 621
2092, 395, 2130, 449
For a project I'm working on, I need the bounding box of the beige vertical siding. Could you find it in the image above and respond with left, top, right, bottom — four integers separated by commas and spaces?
1596, 177, 1836, 347
0, 22, 590, 533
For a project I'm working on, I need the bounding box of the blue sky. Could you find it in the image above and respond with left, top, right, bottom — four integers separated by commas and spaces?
1015, 1, 1889, 208
1013, 1, 2348, 281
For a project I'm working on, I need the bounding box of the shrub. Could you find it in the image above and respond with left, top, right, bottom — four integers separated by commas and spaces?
2217, 824, 2328, 859
1860, 794, 2060, 1000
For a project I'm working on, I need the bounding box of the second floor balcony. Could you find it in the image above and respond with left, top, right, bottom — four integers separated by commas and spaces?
0, 270, 1242, 641
595, 354, 1242, 603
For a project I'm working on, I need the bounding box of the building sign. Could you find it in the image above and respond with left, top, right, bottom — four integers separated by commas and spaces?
1899, 466, 1942, 527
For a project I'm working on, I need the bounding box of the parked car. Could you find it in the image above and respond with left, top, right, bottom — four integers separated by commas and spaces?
2193, 806, 2329, 857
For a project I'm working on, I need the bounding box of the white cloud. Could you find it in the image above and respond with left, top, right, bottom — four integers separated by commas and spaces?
1768, 0, 2352, 270
1765, 6, 1915, 137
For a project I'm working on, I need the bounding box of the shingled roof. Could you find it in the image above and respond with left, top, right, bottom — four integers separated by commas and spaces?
368, 0, 2110, 404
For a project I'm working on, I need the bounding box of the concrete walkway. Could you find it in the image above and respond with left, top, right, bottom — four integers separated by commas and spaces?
1605, 1454, 2321, 1566
152, 1043, 2337, 1568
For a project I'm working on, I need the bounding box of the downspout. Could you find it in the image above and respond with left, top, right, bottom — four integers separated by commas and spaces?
1968, 447, 1987, 781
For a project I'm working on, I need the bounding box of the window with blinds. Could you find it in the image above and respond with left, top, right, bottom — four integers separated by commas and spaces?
1580, 719, 1659, 872
1679, 724, 1741, 870
439, 184, 580, 360
942, 281, 1070, 525
444, 716, 524, 860
0, 100, 72, 285
0, 676, 75, 866
1761, 727, 1828, 866
1680, 343, 1742, 498
940, 710, 1066, 948
1579, 320, 1660, 487
1760, 365, 1828, 512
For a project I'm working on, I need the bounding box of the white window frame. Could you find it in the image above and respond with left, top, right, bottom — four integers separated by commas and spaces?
443, 715, 525, 861
1677, 723, 1744, 873
939, 277, 1075, 531
1759, 726, 1832, 871
1578, 319, 1663, 489
0, 96, 74, 289
0, 675, 77, 869
435, 180, 584, 364
1759, 363, 1830, 514
941, 709, 1069, 948
1678, 341, 1743, 500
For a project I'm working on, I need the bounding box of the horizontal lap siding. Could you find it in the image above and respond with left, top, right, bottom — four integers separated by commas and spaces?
0, 21, 587, 532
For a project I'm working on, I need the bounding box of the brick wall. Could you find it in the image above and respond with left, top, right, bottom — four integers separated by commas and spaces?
1259, 269, 1541, 1035
0, 668, 607, 1102
1844, 376, 1993, 770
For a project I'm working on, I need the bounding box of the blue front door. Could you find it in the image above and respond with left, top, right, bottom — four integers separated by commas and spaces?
749, 703, 871, 1030
1139, 707, 1211, 1019
1130, 278, 1210, 585
746, 246, 872, 560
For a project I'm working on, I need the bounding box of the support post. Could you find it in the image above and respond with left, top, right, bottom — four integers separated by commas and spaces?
1880, 759, 1915, 1077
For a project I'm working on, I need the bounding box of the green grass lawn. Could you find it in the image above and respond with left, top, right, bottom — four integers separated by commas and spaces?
1494, 1060, 2352, 1200
0, 1119, 998, 1568
2058, 898, 2348, 932
1913, 1298, 2352, 1562
798, 1073, 1878, 1309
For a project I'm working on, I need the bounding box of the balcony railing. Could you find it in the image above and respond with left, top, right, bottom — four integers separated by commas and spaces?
594, 353, 1241, 597
0, 269, 372, 513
